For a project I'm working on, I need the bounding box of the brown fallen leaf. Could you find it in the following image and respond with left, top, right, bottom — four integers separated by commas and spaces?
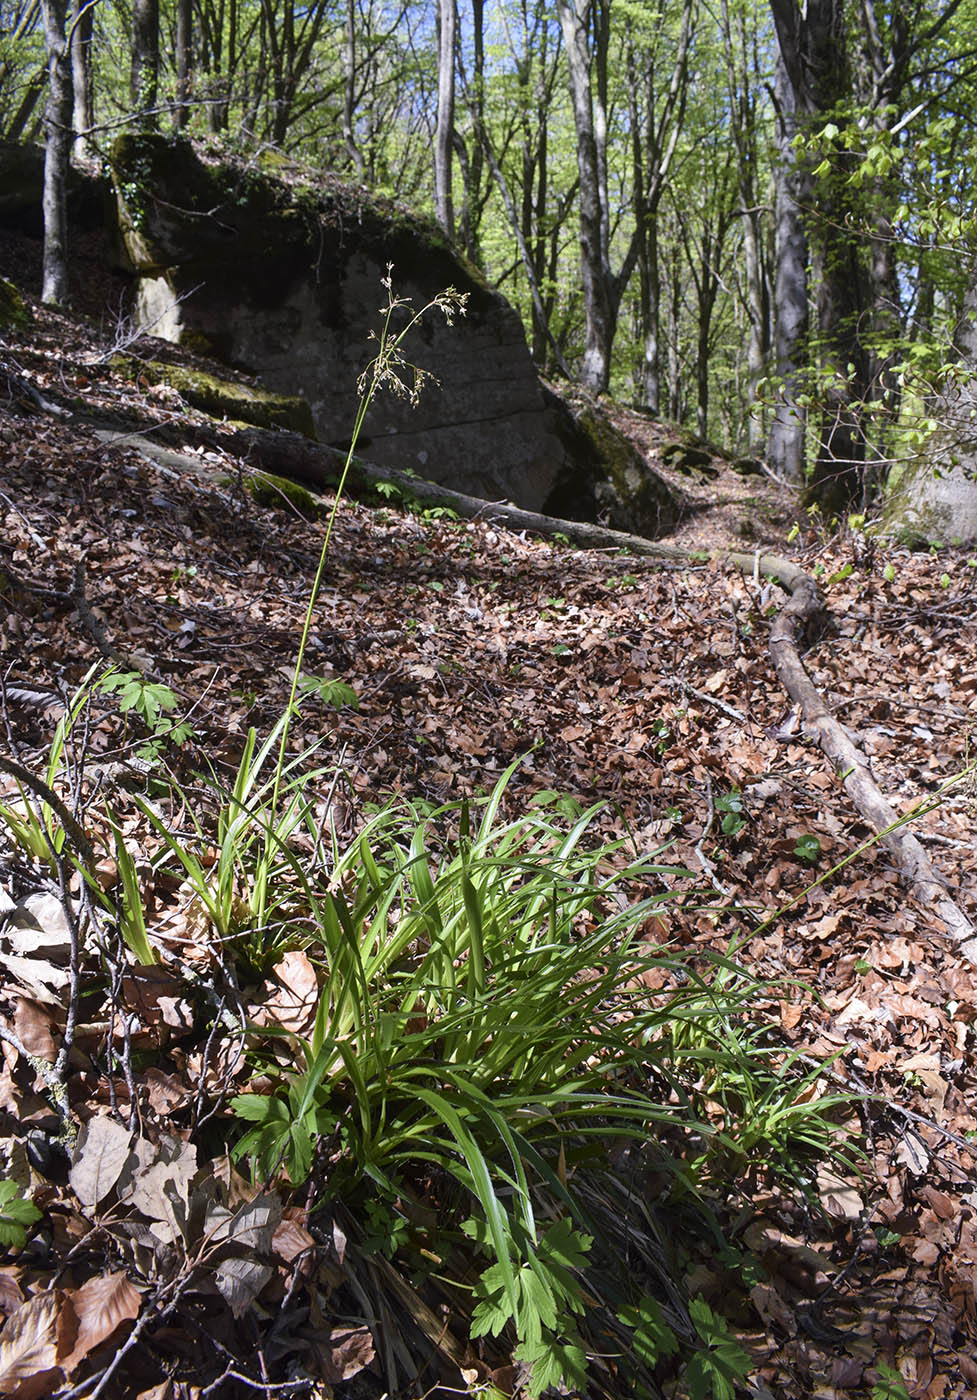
69, 1116, 134, 1209
11, 1001, 58, 1063
0, 1289, 77, 1399
816, 1166, 863, 1221
0, 1274, 23, 1322
59, 1272, 141, 1375
312, 1325, 375, 1384
214, 1258, 273, 1318
750, 1282, 796, 1337
256, 949, 319, 1035
273, 1215, 316, 1267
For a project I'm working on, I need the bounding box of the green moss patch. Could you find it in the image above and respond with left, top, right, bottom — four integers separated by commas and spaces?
0, 277, 32, 330
111, 356, 315, 436
578, 406, 678, 523
241, 470, 327, 518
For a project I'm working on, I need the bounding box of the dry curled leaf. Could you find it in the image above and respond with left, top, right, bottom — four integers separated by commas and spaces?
314, 1326, 375, 1384
254, 949, 319, 1034
214, 1258, 273, 1318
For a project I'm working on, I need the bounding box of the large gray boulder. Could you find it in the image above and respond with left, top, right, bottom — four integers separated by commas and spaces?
108, 134, 680, 532
882, 271, 977, 545
881, 388, 977, 545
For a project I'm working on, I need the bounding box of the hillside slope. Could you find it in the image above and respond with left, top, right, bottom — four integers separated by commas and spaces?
0, 292, 975, 1398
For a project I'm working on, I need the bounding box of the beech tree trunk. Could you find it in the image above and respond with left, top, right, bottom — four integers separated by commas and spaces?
41, 0, 71, 304
434, 0, 456, 235
130, 0, 159, 128
767, 48, 808, 483
70, 0, 94, 160
557, 0, 614, 392
720, 0, 767, 450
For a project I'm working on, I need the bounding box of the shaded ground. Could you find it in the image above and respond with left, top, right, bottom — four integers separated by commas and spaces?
0, 288, 976, 1398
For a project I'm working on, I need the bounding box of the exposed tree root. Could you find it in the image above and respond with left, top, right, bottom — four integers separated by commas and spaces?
90, 420, 977, 964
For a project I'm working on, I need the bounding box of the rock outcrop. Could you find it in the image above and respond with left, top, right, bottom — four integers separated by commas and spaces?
108, 134, 681, 534
881, 271, 977, 545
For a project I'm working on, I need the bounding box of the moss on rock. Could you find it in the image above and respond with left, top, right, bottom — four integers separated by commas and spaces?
578, 405, 680, 532
108, 132, 499, 322
880, 442, 977, 546
0, 276, 31, 329
110, 356, 315, 436
241, 470, 326, 518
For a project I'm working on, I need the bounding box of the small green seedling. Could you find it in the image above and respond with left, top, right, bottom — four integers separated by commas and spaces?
793, 834, 821, 864
715, 790, 746, 837
296, 674, 359, 710
0, 1180, 42, 1248
97, 669, 194, 756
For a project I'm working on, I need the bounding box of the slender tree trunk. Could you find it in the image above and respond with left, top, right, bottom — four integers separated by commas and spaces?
467, 0, 485, 257
343, 0, 364, 177
130, 0, 159, 128
174, 0, 191, 130
3, 69, 46, 141
624, 0, 695, 412
770, 0, 873, 510
640, 224, 661, 412
767, 49, 808, 482
666, 245, 683, 419
434, 0, 455, 235
70, 0, 94, 160
627, 34, 657, 412
41, 0, 71, 304
720, 0, 766, 448
1, 0, 46, 140
557, 0, 613, 392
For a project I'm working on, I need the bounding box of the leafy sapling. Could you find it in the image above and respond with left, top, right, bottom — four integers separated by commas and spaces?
97, 669, 195, 756
296, 674, 359, 710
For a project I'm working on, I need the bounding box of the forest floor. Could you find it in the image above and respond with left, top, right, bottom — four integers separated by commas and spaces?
1, 285, 976, 1399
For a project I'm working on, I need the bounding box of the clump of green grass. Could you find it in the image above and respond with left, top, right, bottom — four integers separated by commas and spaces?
219, 759, 858, 1396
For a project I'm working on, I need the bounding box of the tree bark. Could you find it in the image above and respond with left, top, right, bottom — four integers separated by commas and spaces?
720, 0, 767, 450
69, 0, 94, 160
342, 0, 365, 178
434, 0, 456, 235
769, 0, 873, 512
557, 0, 614, 392
766, 48, 808, 483
41, 0, 71, 304
174, 0, 192, 130
130, 0, 159, 128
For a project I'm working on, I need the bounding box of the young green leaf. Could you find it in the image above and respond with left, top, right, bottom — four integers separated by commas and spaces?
0, 1180, 42, 1248
685, 1297, 752, 1400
